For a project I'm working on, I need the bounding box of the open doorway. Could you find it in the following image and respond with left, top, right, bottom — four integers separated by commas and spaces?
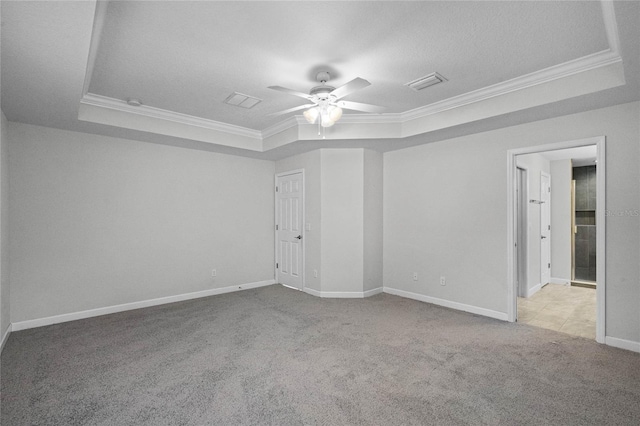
572, 162, 598, 287
507, 137, 605, 343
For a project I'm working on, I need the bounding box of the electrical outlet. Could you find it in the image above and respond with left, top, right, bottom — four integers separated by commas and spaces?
313, 269, 318, 278
440, 276, 446, 286
413, 272, 418, 281
212, 269, 217, 277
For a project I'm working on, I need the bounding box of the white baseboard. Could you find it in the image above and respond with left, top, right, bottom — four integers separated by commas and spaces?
363, 287, 383, 297
526, 283, 542, 298
605, 336, 640, 353
319, 291, 367, 298
1, 323, 11, 354
383, 287, 508, 321
303, 287, 322, 297
550, 277, 570, 285
281, 284, 300, 291
11, 279, 276, 332
301, 287, 383, 298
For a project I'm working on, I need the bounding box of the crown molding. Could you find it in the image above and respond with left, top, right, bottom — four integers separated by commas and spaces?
601, 0, 621, 55
338, 113, 403, 125
81, 0, 109, 97
79, 42, 623, 150
80, 93, 262, 140
261, 116, 303, 139
78, 0, 624, 153
261, 112, 403, 139
269, 46, 621, 132
399, 0, 622, 123
401, 49, 622, 123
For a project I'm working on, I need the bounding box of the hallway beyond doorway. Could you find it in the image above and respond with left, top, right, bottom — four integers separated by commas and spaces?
517, 284, 595, 339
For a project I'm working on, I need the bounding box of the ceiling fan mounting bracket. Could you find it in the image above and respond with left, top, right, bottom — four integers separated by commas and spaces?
316, 71, 331, 84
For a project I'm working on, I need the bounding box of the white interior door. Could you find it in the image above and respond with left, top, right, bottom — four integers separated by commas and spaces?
276, 172, 304, 290
540, 172, 551, 286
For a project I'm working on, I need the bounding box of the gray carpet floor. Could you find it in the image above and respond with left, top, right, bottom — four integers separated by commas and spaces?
2, 284, 639, 425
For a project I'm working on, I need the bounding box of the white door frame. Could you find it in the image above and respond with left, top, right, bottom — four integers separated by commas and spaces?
275, 169, 305, 291
507, 136, 605, 343
540, 171, 551, 287
516, 166, 529, 298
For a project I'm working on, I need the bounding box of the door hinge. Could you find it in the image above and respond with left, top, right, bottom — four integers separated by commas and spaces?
548, 225, 551, 231
548, 187, 551, 193
275, 186, 279, 192
548, 263, 551, 269
276, 224, 279, 230
276, 263, 279, 269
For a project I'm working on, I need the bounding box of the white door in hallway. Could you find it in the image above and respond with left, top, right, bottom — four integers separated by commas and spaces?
540, 172, 551, 286
276, 171, 304, 290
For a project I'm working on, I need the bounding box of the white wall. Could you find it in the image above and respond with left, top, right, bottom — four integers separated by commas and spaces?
516, 153, 550, 295
384, 101, 640, 344
8, 122, 275, 323
321, 149, 364, 293
0, 111, 10, 346
275, 150, 321, 292
550, 159, 572, 283
276, 148, 383, 296
363, 150, 383, 292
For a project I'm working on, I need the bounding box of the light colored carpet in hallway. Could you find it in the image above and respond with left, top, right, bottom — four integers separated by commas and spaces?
517, 283, 596, 339
2, 285, 639, 425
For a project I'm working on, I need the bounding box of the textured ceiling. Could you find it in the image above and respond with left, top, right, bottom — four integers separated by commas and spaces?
1, 1, 638, 160
88, 1, 608, 130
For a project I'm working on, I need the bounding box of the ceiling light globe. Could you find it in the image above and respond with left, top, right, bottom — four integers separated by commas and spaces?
329, 106, 343, 122
321, 115, 335, 127
303, 107, 319, 124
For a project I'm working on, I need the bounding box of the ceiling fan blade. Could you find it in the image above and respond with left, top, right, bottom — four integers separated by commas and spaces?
330, 77, 371, 100
268, 86, 312, 100
335, 100, 385, 114
267, 104, 315, 117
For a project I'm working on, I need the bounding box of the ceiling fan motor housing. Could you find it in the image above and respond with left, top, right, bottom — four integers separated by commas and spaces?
310, 85, 336, 100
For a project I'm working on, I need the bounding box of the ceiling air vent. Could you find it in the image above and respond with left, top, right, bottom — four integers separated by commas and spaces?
405, 72, 447, 92
223, 92, 262, 109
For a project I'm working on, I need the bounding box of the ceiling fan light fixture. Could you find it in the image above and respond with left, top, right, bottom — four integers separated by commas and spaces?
303, 107, 319, 124
321, 118, 335, 128
320, 110, 335, 127
268, 73, 382, 133
329, 106, 343, 122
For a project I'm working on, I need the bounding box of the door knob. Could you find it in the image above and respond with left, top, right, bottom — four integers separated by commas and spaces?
541, 235, 547, 239
295, 235, 302, 240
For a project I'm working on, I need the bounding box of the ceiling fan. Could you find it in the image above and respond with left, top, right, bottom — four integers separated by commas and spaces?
267, 71, 385, 128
